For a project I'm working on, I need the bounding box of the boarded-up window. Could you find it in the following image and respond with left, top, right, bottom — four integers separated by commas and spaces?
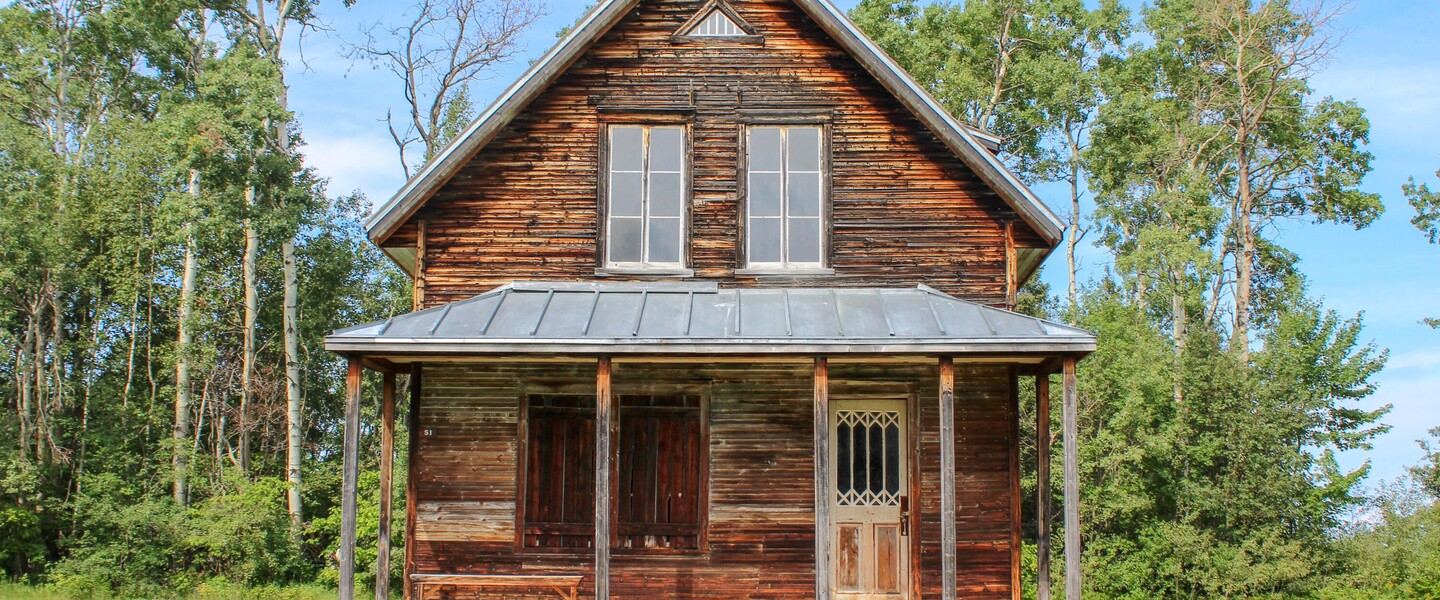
522, 395, 595, 548
616, 395, 705, 550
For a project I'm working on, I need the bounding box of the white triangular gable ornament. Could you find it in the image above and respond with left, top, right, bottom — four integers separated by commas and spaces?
679, 1, 757, 38
690, 9, 743, 36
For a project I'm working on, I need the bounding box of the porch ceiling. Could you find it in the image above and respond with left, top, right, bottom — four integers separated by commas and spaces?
325, 282, 1096, 355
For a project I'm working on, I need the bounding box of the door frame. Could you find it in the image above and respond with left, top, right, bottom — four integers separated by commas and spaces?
826, 383, 921, 600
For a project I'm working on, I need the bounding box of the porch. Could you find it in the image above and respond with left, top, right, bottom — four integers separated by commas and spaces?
326, 282, 1094, 600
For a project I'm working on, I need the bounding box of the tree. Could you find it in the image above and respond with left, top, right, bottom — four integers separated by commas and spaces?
1404, 168, 1439, 327
215, 0, 340, 529
349, 0, 546, 177
1143, 0, 1383, 360
1414, 427, 1440, 499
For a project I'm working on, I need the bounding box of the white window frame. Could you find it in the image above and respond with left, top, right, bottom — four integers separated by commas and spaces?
743, 125, 827, 271
604, 124, 688, 270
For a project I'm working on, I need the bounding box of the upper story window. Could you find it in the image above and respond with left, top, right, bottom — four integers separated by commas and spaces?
606, 125, 687, 269
744, 125, 825, 269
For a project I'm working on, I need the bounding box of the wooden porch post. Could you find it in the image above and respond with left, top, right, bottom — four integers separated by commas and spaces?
340, 357, 363, 600
595, 357, 613, 600
813, 357, 831, 600
376, 371, 397, 600
938, 357, 957, 600
404, 365, 422, 600
1036, 372, 1053, 600
1062, 357, 1081, 599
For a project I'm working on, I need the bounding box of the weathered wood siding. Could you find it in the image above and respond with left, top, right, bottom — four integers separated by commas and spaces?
410, 360, 1017, 599
386, 0, 1046, 309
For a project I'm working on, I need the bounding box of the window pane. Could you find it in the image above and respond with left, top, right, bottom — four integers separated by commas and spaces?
649, 172, 684, 217
868, 420, 884, 494
610, 172, 643, 217
787, 217, 821, 264
749, 172, 783, 217
648, 217, 681, 264
884, 422, 900, 495
787, 127, 821, 172
748, 128, 783, 171
749, 218, 782, 264
610, 126, 643, 171
649, 127, 685, 172
610, 217, 643, 263
788, 172, 821, 217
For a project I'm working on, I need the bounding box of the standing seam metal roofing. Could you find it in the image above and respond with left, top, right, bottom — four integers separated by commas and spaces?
326, 282, 1096, 355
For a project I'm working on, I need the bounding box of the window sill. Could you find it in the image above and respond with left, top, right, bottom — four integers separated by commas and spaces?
596, 267, 696, 278
733, 268, 836, 277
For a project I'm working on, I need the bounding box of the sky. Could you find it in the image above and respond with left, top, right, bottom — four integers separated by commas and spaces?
281, 0, 1440, 486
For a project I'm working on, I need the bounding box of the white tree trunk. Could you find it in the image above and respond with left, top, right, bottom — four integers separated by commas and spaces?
174, 169, 200, 506
283, 238, 304, 529
241, 185, 258, 474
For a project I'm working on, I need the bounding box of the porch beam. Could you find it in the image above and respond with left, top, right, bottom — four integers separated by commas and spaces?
813, 357, 832, 600
340, 356, 363, 600
595, 357, 613, 600
376, 371, 397, 599
939, 356, 957, 600
1063, 356, 1081, 599
1036, 373, 1052, 600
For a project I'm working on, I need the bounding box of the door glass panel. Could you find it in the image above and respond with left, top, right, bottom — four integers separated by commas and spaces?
836, 410, 902, 507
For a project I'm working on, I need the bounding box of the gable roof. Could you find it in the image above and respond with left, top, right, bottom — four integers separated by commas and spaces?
326, 281, 1096, 355
363, 0, 1065, 250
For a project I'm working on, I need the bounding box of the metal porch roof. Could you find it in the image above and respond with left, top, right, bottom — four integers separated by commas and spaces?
326, 282, 1095, 356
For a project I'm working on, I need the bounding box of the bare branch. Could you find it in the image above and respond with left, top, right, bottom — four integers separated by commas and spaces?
347, 0, 546, 172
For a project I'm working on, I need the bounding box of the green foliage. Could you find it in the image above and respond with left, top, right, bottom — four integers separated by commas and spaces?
1407, 169, 1440, 244
49, 474, 318, 597
1404, 169, 1440, 327
851, 0, 1128, 177
1411, 428, 1440, 500
1067, 285, 1388, 597
0, 456, 50, 580
1320, 481, 1440, 599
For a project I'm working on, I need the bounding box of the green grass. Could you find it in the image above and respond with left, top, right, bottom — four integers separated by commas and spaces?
0, 582, 336, 600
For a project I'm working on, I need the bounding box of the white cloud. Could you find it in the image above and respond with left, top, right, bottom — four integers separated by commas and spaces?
299, 133, 406, 201
1389, 348, 1440, 372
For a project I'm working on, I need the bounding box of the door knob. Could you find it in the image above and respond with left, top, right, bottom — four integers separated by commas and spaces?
900, 495, 910, 536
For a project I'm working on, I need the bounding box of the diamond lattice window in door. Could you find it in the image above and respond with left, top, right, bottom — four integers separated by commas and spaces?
835, 410, 903, 507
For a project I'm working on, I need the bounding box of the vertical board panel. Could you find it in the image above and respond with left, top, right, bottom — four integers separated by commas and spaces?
838, 524, 861, 591
875, 525, 901, 593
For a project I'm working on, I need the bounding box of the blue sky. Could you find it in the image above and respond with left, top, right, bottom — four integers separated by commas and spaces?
282, 0, 1439, 485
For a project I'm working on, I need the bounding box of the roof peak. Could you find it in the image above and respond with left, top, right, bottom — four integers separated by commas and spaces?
363, 0, 1063, 250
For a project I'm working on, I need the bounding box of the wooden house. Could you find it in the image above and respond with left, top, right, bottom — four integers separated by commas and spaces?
326, 0, 1095, 598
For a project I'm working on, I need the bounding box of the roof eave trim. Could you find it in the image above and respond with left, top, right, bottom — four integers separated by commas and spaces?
324, 338, 1098, 355
364, 0, 638, 244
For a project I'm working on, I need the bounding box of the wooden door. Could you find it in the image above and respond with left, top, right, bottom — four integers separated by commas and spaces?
830, 399, 910, 599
